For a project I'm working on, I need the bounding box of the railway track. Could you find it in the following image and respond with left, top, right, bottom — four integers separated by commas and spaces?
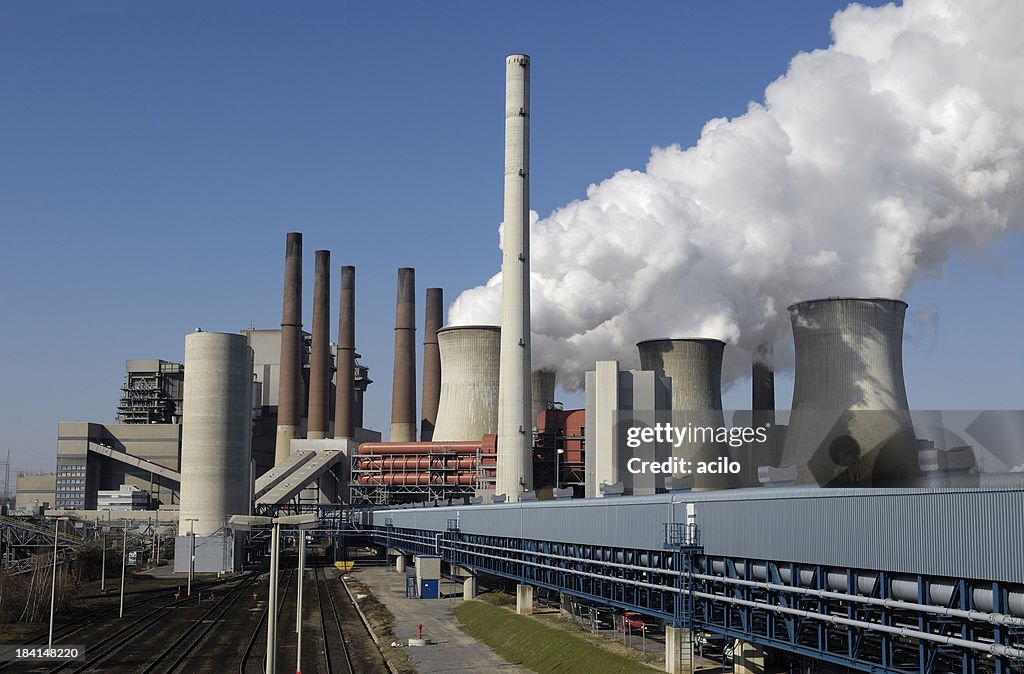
1, 575, 235, 659
238, 568, 295, 674
2, 555, 384, 673
314, 565, 355, 674
47, 572, 259, 674
137, 572, 261, 673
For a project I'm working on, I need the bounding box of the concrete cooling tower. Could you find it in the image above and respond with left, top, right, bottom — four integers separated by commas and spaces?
179, 332, 253, 538
432, 326, 500, 442
637, 338, 738, 490
781, 297, 920, 486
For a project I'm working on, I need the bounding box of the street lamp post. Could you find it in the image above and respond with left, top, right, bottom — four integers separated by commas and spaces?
267, 520, 279, 674
119, 520, 128, 618
185, 518, 198, 596
228, 513, 318, 674
296, 531, 306, 674
555, 448, 564, 490
100, 527, 106, 592
47, 516, 63, 648
100, 508, 110, 592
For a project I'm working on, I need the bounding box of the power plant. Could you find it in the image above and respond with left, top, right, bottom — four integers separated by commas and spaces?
10, 54, 1022, 674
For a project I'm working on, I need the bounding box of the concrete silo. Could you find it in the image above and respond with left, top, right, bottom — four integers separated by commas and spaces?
177, 331, 252, 571
432, 326, 500, 442
637, 338, 738, 490
781, 297, 919, 486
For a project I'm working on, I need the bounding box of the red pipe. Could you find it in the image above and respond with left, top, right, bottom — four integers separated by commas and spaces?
358, 441, 485, 455
356, 470, 490, 485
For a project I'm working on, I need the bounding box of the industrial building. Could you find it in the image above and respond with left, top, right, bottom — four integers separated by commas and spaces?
14, 472, 55, 513
115, 358, 184, 424
585, 360, 670, 497
56, 420, 182, 510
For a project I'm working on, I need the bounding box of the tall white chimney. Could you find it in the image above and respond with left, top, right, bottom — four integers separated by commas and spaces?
496, 54, 533, 500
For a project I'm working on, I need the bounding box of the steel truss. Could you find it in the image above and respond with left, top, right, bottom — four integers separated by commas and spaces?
372, 524, 1024, 673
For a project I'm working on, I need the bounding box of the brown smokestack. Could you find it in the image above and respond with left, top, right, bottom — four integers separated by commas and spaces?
275, 232, 303, 465
390, 268, 417, 442
334, 266, 356, 439
307, 250, 331, 439
752, 341, 779, 471
752, 342, 775, 421
420, 287, 443, 441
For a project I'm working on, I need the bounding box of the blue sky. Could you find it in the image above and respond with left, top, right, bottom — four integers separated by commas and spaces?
2, 1, 1022, 476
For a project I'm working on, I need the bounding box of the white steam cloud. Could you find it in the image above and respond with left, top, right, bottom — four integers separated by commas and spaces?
449, 0, 1024, 390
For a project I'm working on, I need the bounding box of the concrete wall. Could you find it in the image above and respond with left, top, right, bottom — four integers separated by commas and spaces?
173, 533, 237, 574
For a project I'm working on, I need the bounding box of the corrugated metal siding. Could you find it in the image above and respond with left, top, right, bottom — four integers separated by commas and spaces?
375, 485, 1024, 584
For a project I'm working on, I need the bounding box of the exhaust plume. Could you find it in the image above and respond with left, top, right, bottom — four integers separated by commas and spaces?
449, 0, 1024, 389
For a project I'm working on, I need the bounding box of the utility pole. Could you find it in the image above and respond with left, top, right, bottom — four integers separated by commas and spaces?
119, 520, 128, 618
1, 450, 10, 513
48, 517, 61, 647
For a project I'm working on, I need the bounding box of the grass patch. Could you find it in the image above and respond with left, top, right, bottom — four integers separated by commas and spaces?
454, 600, 657, 673
474, 587, 516, 607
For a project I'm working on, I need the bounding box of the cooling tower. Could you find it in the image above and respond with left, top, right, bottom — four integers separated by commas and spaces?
781, 297, 919, 486
531, 368, 556, 431
421, 288, 443, 441
275, 232, 303, 465
334, 265, 355, 439
307, 250, 331, 439
637, 338, 738, 489
390, 268, 417, 442
179, 332, 252, 537
432, 326, 500, 442
496, 53, 533, 500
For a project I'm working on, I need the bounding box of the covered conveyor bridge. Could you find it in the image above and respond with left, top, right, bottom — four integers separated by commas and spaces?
360, 484, 1024, 673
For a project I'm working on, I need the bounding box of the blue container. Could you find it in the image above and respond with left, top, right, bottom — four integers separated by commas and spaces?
420, 579, 439, 599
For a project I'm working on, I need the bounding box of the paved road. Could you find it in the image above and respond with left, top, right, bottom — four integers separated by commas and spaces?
354, 565, 530, 673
